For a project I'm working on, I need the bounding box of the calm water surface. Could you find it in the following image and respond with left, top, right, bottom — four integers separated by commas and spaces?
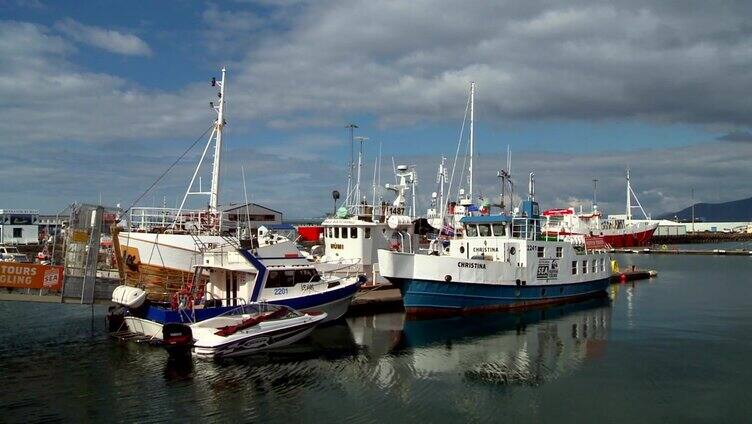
1, 253, 751, 423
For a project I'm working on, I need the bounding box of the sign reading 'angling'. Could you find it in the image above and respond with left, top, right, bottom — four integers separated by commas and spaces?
0, 263, 64, 291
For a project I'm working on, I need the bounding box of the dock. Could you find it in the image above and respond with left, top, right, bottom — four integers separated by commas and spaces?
613, 248, 752, 256
653, 233, 752, 244
348, 286, 404, 315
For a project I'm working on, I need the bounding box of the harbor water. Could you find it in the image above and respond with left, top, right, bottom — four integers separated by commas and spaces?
1, 252, 751, 422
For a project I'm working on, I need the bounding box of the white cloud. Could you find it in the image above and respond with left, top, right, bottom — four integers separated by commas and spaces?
4, 0, 752, 215
0, 20, 207, 144
55, 18, 152, 56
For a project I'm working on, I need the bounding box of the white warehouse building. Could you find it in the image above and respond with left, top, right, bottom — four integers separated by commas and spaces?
0, 209, 40, 245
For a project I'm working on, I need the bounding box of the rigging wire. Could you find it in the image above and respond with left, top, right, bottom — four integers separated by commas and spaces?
445, 90, 472, 209
119, 123, 214, 220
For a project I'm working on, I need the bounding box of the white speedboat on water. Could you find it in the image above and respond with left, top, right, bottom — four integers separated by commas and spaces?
163, 303, 327, 360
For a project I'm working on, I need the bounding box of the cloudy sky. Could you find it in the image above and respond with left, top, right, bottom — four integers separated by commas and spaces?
1, 0, 752, 219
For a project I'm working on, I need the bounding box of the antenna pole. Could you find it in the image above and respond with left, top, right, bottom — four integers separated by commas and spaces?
209, 67, 226, 210
469, 81, 475, 202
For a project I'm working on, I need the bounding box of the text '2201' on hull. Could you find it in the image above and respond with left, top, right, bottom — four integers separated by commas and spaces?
388, 277, 611, 316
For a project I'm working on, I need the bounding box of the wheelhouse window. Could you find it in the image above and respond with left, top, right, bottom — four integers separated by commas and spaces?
266, 269, 322, 288
351, 227, 357, 239
581, 260, 588, 274
365, 228, 371, 239
296, 268, 321, 283
556, 246, 563, 258
591, 260, 597, 273
333, 227, 339, 238
572, 261, 577, 274
266, 270, 296, 288
492, 223, 505, 236
478, 224, 491, 237
601, 258, 606, 272
537, 246, 545, 258
466, 225, 478, 237
13, 228, 22, 238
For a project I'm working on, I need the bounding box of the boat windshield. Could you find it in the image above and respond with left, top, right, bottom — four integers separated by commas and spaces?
478, 224, 491, 237
546, 216, 564, 225
466, 224, 478, 237
492, 223, 505, 236
266, 268, 322, 288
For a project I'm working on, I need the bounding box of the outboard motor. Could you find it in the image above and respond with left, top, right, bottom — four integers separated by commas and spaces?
106, 305, 126, 332
162, 323, 194, 356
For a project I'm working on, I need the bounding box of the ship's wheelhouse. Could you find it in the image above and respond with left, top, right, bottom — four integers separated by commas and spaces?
459, 215, 513, 239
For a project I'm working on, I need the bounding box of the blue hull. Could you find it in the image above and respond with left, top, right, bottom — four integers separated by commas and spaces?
387, 277, 610, 316
141, 282, 359, 324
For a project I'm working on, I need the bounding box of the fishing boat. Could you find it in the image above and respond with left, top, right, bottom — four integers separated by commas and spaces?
315, 162, 418, 284
378, 172, 612, 316
541, 170, 658, 247
109, 237, 363, 343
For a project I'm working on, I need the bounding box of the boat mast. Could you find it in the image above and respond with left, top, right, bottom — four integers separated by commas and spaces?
354, 136, 368, 207
437, 157, 446, 217
345, 124, 358, 208
593, 178, 598, 212
209, 67, 226, 210
625, 168, 632, 221
175, 67, 227, 225
468, 81, 475, 202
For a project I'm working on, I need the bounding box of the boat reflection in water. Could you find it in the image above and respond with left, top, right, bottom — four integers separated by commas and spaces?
348, 295, 612, 387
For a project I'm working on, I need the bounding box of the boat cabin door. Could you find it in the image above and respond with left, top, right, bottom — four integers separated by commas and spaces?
507, 243, 520, 266
224, 271, 251, 307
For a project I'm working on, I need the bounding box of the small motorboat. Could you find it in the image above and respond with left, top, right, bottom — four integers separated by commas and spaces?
163, 303, 327, 359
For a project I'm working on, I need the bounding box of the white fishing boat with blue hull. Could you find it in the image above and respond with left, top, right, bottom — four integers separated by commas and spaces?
109, 244, 363, 340
378, 173, 611, 316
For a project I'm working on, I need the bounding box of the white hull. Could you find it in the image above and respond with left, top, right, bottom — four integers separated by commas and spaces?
118, 231, 303, 272
118, 232, 223, 271
191, 313, 327, 359
300, 294, 354, 322
124, 316, 164, 340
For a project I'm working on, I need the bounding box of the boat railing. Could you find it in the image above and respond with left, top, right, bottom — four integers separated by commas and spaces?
128, 206, 237, 235
317, 256, 361, 269
201, 293, 248, 308
344, 203, 411, 222
208, 301, 288, 319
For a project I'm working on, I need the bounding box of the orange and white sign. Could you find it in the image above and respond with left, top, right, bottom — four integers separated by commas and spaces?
0, 263, 64, 291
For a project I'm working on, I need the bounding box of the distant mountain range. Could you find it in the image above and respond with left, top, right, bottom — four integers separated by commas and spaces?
659, 196, 752, 222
